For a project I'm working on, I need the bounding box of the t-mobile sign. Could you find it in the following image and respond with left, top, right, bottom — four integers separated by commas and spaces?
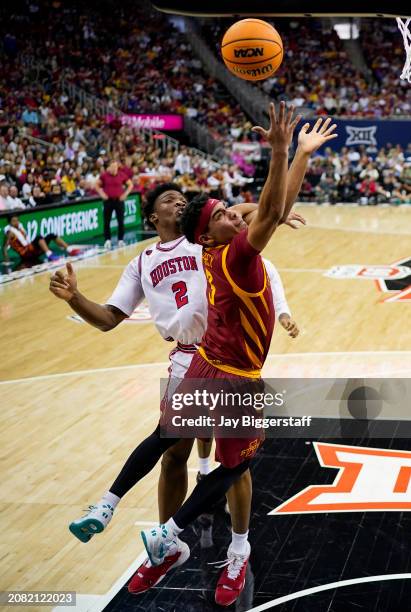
106, 114, 184, 130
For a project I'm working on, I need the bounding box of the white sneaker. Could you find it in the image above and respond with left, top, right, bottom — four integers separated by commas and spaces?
104, 240, 112, 249
128, 538, 190, 594
141, 524, 178, 566
118, 240, 125, 248
214, 541, 251, 606
69, 503, 115, 543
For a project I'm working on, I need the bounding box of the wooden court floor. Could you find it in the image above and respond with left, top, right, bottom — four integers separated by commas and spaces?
1, 204, 411, 611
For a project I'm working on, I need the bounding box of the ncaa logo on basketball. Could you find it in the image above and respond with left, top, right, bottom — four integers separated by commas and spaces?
234, 47, 264, 58
269, 443, 411, 515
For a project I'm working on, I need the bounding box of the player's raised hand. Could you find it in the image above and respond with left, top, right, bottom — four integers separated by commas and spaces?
49, 262, 78, 302
283, 211, 306, 229
252, 102, 302, 152
279, 314, 300, 338
297, 117, 338, 154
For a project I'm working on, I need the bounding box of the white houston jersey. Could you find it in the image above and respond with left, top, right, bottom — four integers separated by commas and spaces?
106, 235, 291, 346
107, 236, 207, 345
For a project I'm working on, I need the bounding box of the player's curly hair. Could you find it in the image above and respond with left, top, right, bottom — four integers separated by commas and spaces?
180, 192, 209, 244
143, 183, 184, 229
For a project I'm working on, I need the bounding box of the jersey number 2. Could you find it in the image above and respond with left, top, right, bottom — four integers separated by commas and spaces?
172, 281, 189, 309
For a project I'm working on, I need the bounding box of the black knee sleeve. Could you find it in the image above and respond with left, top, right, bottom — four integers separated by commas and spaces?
110, 424, 180, 498
174, 459, 251, 529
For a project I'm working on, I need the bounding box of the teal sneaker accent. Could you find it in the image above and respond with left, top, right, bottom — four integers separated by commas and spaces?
141, 530, 156, 566
69, 516, 105, 543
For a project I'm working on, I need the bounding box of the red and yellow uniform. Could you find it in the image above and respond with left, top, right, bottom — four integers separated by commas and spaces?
199, 229, 274, 379
183, 228, 275, 467
7, 226, 37, 259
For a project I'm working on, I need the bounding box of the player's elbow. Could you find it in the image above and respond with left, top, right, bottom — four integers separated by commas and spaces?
99, 323, 114, 332
268, 208, 283, 226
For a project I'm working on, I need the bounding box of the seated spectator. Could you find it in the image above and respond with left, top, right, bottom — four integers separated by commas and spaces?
48, 182, 64, 203
27, 185, 47, 207
21, 174, 36, 199
0, 182, 10, 210
359, 178, 379, 205
61, 171, 77, 196
7, 185, 26, 210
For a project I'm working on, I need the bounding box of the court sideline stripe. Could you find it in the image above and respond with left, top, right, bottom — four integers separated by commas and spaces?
2, 351, 411, 386
305, 223, 411, 236
246, 573, 411, 611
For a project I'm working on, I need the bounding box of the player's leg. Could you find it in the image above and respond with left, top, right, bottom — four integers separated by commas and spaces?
128, 348, 198, 594
197, 438, 212, 477
114, 198, 125, 245
128, 438, 195, 596
226, 468, 252, 548
141, 460, 251, 559
132, 459, 252, 596
141, 437, 259, 604
69, 424, 180, 543
103, 199, 113, 247
32, 235, 60, 261
52, 235, 69, 250
213, 438, 258, 606
158, 439, 194, 523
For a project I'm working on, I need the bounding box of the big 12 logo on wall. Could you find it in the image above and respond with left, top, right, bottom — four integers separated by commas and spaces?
269, 442, 411, 515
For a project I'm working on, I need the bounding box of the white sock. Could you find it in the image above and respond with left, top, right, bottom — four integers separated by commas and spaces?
46, 250, 52, 256
164, 517, 183, 540
99, 491, 120, 510
199, 457, 211, 475
231, 530, 249, 555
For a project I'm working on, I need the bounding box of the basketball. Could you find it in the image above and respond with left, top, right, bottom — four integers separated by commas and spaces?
221, 18, 284, 81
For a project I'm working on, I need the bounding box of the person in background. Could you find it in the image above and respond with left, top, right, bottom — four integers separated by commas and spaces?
0, 182, 10, 210
3, 214, 72, 263
27, 185, 47, 207
95, 160, 133, 249
6, 185, 26, 210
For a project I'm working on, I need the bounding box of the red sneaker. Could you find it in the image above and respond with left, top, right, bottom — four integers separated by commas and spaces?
214, 542, 251, 607
67, 248, 83, 257
128, 539, 190, 595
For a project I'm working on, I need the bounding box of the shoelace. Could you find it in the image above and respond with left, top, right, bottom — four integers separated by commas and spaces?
208, 553, 246, 580
81, 505, 97, 514
81, 504, 113, 517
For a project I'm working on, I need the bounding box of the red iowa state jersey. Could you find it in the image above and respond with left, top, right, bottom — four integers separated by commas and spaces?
199, 229, 275, 378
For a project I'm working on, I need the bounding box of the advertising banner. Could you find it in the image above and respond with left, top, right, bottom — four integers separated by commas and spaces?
301, 118, 411, 151
106, 114, 184, 130
0, 194, 142, 260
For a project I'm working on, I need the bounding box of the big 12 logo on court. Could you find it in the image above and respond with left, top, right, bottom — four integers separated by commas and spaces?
269, 443, 411, 515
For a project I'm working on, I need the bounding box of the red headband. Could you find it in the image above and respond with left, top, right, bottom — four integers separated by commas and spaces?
194, 198, 220, 244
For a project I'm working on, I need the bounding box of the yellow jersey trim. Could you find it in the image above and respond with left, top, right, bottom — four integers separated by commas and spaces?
221, 244, 267, 298
198, 347, 261, 379
240, 309, 264, 354
244, 340, 263, 369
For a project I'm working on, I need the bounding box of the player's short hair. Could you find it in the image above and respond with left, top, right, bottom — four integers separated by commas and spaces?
7, 214, 18, 222
180, 192, 209, 244
143, 182, 184, 229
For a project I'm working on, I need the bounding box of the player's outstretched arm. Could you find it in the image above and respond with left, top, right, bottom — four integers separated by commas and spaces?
247, 102, 300, 252
49, 262, 127, 331
282, 118, 338, 221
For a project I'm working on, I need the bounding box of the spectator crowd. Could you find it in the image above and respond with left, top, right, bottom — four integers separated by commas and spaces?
0, 1, 410, 214
202, 18, 411, 118
300, 144, 411, 204
1, 132, 410, 212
